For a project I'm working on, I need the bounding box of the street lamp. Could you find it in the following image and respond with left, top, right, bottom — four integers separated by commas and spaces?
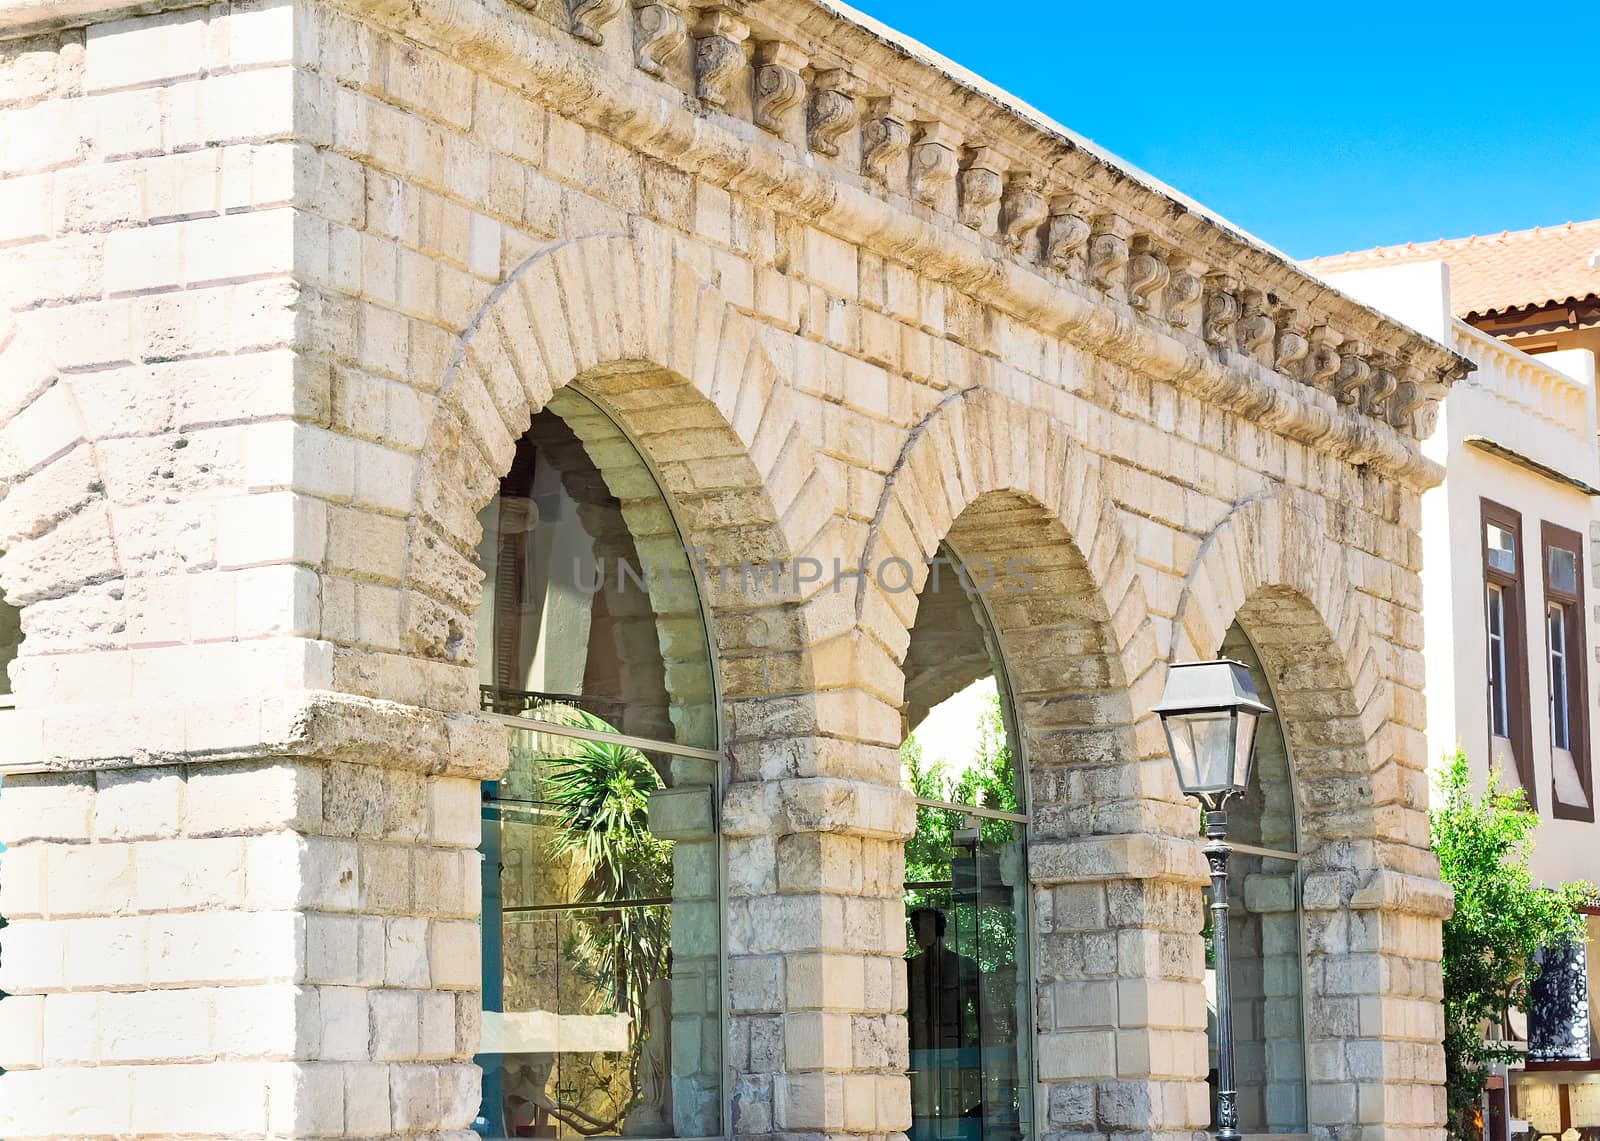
1153, 659, 1272, 1141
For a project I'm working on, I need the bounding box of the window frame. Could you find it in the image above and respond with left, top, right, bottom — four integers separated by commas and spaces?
1481, 499, 1536, 805
1542, 521, 1593, 822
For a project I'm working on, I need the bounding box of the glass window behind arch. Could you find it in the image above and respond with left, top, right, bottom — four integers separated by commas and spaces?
900, 543, 1032, 1141
1207, 625, 1308, 1136
473, 389, 722, 1140
475, 388, 716, 752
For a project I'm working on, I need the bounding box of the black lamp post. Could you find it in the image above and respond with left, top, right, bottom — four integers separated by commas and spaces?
1152, 659, 1272, 1141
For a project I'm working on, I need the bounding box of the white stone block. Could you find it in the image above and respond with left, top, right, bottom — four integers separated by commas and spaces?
212, 984, 317, 1058
133, 835, 246, 912
318, 984, 370, 1060
370, 988, 420, 1060
41, 991, 99, 1065
216, 486, 328, 566
0, 774, 92, 842
97, 988, 210, 1063
185, 760, 323, 835
85, 10, 205, 91
147, 910, 303, 985
267, 1060, 347, 1135
94, 766, 183, 840
129, 1061, 271, 1134
0, 992, 44, 1069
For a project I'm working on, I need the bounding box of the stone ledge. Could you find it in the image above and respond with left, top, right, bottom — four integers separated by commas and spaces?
1303, 868, 1455, 918
723, 775, 916, 840
1029, 833, 1209, 887
0, 689, 507, 778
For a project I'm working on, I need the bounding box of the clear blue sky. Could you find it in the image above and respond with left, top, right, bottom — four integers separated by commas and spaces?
845, 0, 1600, 260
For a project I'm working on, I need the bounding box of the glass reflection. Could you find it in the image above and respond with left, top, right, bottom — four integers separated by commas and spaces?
475, 389, 715, 751
900, 540, 1032, 1141
478, 724, 721, 1139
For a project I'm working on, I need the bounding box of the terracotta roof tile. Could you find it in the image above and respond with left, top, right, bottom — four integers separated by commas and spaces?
1307, 218, 1600, 318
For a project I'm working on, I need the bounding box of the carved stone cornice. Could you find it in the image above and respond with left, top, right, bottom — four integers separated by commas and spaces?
958, 146, 1004, 232
999, 173, 1047, 253
1088, 216, 1130, 295
1203, 273, 1241, 348
1363, 359, 1399, 420
1164, 256, 1204, 332
569, 0, 624, 44
752, 40, 806, 133
633, 0, 687, 76
1045, 196, 1092, 276
322, 0, 1464, 486
1126, 236, 1170, 313
1236, 289, 1275, 360
1308, 325, 1342, 391
861, 97, 911, 186
1274, 307, 1310, 377
1389, 363, 1429, 431
910, 122, 960, 211
1333, 341, 1372, 406
694, 4, 749, 108
807, 69, 859, 157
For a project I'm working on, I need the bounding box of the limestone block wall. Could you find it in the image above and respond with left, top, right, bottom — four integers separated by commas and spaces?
0, 0, 1462, 1138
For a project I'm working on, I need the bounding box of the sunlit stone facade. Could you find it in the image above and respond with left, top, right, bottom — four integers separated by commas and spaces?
0, 0, 1465, 1137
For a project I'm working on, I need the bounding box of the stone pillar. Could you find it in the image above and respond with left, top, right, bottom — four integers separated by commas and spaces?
0, 756, 488, 1138
1029, 829, 1212, 1141
1303, 868, 1453, 1141
722, 725, 917, 1140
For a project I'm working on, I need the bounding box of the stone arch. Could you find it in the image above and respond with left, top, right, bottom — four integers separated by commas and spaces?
857, 386, 1159, 736
1171, 489, 1392, 850
0, 316, 122, 706
397, 230, 833, 754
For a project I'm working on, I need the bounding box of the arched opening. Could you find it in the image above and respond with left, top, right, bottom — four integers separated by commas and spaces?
900, 536, 1033, 1141
473, 387, 722, 1140
1207, 621, 1310, 1137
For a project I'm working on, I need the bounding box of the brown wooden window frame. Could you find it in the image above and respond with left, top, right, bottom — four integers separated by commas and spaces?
1542, 521, 1593, 822
1482, 498, 1535, 806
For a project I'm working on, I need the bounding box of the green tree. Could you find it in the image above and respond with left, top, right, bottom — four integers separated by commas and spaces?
1430, 751, 1591, 1139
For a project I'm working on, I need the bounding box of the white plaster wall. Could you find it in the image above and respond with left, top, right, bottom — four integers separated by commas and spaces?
1324, 262, 1600, 888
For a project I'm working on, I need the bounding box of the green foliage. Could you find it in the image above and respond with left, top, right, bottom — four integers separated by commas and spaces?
540, 710, 672, 1032
1430, 751, 1591, 1139
902, 688, 1021, 977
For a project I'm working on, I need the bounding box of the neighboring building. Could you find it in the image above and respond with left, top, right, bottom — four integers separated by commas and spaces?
0, 2, 1470, 1139
1314, 226, 1600, 1141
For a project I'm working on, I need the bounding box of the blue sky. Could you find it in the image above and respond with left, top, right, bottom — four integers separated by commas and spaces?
845, 1, 1600, 260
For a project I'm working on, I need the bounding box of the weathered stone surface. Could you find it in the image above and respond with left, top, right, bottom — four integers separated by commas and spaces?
0, 0, 1458, 1137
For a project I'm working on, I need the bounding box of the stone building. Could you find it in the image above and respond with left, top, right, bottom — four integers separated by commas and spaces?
0, 0, 1467, 1137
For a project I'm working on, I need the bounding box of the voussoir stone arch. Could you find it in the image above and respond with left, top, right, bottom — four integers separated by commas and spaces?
857, 385, 1159, 719
397, 230, 834, 740
1172, 489, 1400, 854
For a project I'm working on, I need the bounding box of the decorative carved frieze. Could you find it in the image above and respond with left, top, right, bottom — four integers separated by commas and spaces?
694, 6, 749, 108
861, 97, 910, 184
1237, 289, 1275, 358
998, 174, 1047, 252
1274, 308, 1310, 375
752, 41, 806, 133
1088, 216, 1129, 294
807, 69, 858, 157
633, 0, 686, 75
1389, 364, 1429, 431
1308, 325, 1342, 391
1363, 360, 1398, 419
570, 0, 624, 44
1333, 340, 1371, 405
1126, 237, 1169, 312
1203, 274, 1240, 347
1045, 196, 1091, 274
958, 146, 1004, 232
1164, 257, 1204, 330
910, 122, 960, 210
